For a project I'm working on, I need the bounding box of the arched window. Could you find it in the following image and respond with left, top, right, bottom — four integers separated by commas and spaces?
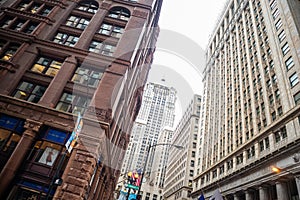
108, 7, 130, 21
76, 1, 99, 14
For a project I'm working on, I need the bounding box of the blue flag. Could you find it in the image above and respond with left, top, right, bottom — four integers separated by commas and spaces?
198, 194, 205, 200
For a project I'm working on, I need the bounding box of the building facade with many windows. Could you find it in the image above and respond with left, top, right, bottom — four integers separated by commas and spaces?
119, 82, 177, 200
164, 94, 201, 200
0, 0, 163, 199
192, 0, 300, 199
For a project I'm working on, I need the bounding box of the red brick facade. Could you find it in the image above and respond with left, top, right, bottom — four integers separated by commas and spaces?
0, 0, 162, 199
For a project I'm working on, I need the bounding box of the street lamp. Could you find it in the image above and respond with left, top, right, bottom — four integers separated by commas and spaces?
271, 166, 282, 173
137, 143, 184, 198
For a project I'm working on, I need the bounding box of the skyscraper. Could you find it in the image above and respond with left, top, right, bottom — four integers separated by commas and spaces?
192, 0, 300, 199
164, 94, 201, 200
0, 0, 163, 199
120, 82, 176, 200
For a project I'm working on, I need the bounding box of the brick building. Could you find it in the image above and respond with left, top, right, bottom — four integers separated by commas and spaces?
0, 0, 163, 199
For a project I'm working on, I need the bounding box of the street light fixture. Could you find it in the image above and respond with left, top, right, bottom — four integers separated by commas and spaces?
271, 166, 281, 173
137, 143, 184, 198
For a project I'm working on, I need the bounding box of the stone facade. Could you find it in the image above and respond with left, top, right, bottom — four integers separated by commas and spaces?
192, 0, 300, 199
164, 94, 201, 200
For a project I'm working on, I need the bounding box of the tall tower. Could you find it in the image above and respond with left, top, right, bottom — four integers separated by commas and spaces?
164, 94, 201, 200
0, 0, 164, 199
120, 82, 176, 199
192, 0, 300, 199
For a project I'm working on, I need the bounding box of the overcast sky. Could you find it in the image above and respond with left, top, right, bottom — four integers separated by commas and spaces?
147, 0, 228, 125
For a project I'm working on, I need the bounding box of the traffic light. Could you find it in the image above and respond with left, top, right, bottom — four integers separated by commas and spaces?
127, 171, 141, 187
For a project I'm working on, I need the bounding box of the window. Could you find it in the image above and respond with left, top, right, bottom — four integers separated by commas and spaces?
265, 137, 270, 149
65, 15, 90, 29
71, 66, 103, 87
13, 81, 46, 103
108, 7, 130, 21
281, 42, 290, 55
153, 194, 157, 200
272, 9, 280, 19
212, 170, 217, 178
269, 94, 274, 104
31, 56, 63, 76
190, 170, 194, 176
53, 32, 79, 47
0, 114, 25, 170
0, 17, 39, 34
270, 0, 277, 10
272, 75, 277, 84
98, 23, 124, 38
275, 89, 280, 99
275, 127, 287, 142
278, 30, 286, 42
16, 0, 53, 16
236, 153, 243, 164
272, 112, 276, 121
266, 79, 272, 88
16, 0, 30, 11
275, 132, 281, 142
40, 5, 53, 16
25, 128, 69, 170
219, 165, 224, 174
88, 41, 116, 56
277, 106, 283, 116
11, 19, 26, 31
56, 92, 91, 115
76, 1, 98, 13
247, 146, 255, 158
294, 92, 300, 105
191, 151, 195, 157
227, 159, 233, 170
0, 41, 20, 61
275, 18, 282, 30
285, 57, 294, 71
259, 140, 264, 152
145, 192, 150, 200
23, 21, 39, 33
289, 73, 299, 87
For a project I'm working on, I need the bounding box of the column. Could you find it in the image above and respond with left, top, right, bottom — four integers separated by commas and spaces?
259, 186, 269, 200
234, 193, 240, 200
39, 55, 77, 107
276, 181, 289, 200
245, 190, 253, 200
269, 132, 275, 151
0, 119, 42, 198
295, 176, 300, 198
114, 9, 148, 61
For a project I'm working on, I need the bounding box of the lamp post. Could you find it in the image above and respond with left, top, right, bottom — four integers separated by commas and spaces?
137, 143, 184, 198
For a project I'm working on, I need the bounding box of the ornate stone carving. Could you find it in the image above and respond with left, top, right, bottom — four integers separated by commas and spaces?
24, 119, 43, 132
87, 107, 112, 123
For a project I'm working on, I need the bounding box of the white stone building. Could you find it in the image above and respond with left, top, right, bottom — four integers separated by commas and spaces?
119, 82, 177, 200
192, 0, 300, 199
164, 94, 201, 200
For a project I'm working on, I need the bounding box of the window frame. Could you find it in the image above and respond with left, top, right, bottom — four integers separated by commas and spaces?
30, 56, 63, 76
71, 65, 103, 87
56, 92, 91, 115
13, 81, 47, 103
53, 32, 79, 47
289, 73, 299, 87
